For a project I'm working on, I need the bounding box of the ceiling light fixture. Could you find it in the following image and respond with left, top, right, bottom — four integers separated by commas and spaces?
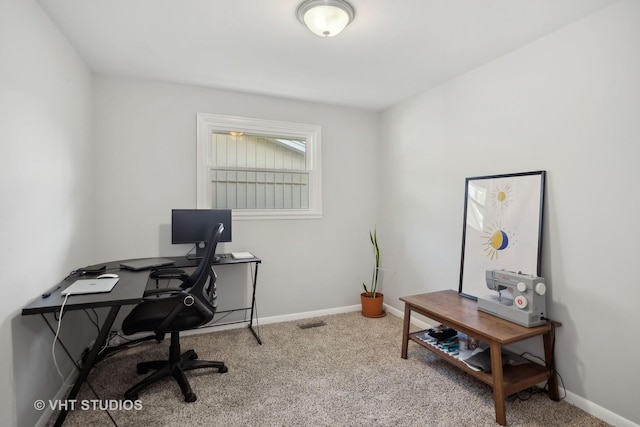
296, 0, 355, 38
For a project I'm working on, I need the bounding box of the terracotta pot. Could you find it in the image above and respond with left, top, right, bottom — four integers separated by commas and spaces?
360, 292, 386, 318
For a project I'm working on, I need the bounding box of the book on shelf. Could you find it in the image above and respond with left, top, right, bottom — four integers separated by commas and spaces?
462, 347, 511, 372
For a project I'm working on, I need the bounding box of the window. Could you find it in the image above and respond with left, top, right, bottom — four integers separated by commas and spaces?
197, 113, 322, 219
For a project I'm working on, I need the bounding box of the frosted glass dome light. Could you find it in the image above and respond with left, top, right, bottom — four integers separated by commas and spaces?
296, 0, 355, 38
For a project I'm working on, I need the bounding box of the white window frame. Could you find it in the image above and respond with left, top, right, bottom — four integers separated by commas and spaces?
197, 113, 322, 220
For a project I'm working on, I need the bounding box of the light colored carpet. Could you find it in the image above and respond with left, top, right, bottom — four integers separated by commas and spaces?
48, 312, 609, 426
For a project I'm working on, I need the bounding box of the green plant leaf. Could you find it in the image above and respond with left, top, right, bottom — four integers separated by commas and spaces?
364, 226, 380, 296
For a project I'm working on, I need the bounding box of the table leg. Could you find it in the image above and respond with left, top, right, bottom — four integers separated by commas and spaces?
247, 262, 262, 345
489, 341, 507, 426
543, 328, 560, 400
401, 304, 411, 359
53, 306, 120, 427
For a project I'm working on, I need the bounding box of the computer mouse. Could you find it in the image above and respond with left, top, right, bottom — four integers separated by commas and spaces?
97, 273, 119, 279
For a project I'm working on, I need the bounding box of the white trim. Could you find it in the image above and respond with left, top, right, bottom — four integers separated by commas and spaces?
563, 390, 639, 427
254, 304, 361, 325
196, 113, 323, 219
39, 304, 637, 427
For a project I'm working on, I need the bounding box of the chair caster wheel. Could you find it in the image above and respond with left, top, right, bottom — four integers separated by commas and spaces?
191, 352, 198, 360
219, 366, 228, 373
184, 392, 197, 402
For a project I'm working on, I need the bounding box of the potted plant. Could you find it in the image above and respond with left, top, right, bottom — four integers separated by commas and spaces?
361, 227, 385, 317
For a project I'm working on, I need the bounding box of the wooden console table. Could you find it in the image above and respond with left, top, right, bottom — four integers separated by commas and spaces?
400, 290, 561, 426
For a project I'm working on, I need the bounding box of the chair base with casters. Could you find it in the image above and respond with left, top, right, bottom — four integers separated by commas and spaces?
124, 330, 228, 402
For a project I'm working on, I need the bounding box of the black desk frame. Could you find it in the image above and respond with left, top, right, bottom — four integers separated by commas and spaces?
163, 255, 263, 344
213, 258, 262, 344
21, 254, 261, 427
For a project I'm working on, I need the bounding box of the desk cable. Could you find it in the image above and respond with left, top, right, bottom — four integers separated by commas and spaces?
52, 294, 71, 381
84, 308, 101, 334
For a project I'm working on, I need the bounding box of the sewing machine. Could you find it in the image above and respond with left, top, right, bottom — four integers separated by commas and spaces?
477, 269, 547, 327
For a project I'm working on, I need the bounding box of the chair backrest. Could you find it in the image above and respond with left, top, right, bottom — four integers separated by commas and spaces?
181, 223, 224, 313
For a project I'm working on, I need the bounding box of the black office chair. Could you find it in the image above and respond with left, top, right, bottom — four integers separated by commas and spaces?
121, 223, 228, 402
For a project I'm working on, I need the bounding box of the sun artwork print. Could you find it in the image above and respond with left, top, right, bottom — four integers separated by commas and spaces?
483, 185, 515, 260
490, 184, 512, 210
482, 222, 514, 260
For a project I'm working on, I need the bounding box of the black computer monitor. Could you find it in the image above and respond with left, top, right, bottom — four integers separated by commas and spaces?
171, 209, 232, 259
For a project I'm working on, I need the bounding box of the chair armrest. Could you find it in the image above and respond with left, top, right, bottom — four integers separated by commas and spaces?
142, 287, 214, 338
143, 287, 186, 298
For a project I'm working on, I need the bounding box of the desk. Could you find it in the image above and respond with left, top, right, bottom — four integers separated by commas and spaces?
400, 290, 560, 426
22, 260, 147, 427
21, 254, 261, 426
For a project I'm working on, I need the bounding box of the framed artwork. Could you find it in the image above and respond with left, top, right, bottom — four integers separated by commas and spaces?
458, 171, 545, 300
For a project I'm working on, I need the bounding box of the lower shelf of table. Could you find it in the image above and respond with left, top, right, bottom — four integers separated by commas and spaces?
408, 331, 551, 396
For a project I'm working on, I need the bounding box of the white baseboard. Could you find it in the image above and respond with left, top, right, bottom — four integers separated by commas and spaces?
118, 304, 406, 342
251, 303, 425, 327
563, 390, 638, 427
372, 305, 638, 427
39, 304, 637, 427
254, 304, 362, 325
184, 304, 363, 336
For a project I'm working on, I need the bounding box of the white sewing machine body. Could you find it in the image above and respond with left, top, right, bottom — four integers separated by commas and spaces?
477, 269, 547, 327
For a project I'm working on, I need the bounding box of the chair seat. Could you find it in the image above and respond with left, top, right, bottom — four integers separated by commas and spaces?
122, 299, 211, 335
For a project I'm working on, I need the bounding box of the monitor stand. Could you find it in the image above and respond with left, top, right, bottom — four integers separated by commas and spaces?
186, 242, 207, 260
186, 243, 221, 263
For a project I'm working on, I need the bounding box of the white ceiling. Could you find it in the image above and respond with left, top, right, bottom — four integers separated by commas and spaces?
37, 0, 617, 111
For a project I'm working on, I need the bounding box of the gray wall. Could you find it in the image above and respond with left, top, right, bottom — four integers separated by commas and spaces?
2, 4, 379, 424
0, 0, 95, 426
378, 1, 640, 425
92, 75, 379, 319
3, 0, 639, 426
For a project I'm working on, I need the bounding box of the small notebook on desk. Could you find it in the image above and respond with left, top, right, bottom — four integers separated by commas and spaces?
78, 264, 107, 275
231, 252, 255, 260
61, 278, 119, 296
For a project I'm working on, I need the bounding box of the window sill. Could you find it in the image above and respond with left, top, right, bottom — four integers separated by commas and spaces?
232, 210, 323, 220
